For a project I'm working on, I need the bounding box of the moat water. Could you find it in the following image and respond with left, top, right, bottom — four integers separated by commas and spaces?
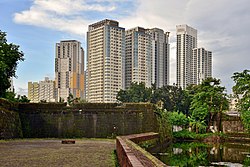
150, 142, 250, 167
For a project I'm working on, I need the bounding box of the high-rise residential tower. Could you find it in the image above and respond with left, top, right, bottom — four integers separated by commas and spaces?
191, 48, 212, 84
28, 81, 39, 103
125, 27, 152, 88
87, 19, 125, 103
147, 28, 170, 88
55, 40, 84, 102
39, 77, 56, 102
176, 24, 197, 89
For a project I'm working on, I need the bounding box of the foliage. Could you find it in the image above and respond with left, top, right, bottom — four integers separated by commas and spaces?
168, 111, 189, 126
173, 129, 213, 140
0, 31, 24, 97
117, 82, 152, 103
4, 91, 30, 103
232, 70, 250, 132
117, 83, 191, 114
189, 77, 229, 133
151, 85, 190, 114
154, 109, 172, 141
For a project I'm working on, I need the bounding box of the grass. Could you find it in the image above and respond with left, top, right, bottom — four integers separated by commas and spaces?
173, 129, 226, 140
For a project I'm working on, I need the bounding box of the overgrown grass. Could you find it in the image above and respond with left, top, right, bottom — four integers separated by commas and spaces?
112, 150, 120, 167
173, 129, 226, 140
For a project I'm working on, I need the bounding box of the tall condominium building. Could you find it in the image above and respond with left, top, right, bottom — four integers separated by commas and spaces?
55, 40, 84, 102
87, 19, 125, 103
176, 24, 197, 89
39, 77, 56, 102
28, 77, 56, 103
191, 48, 212, 84
125, 27, 152, 88
28, 81, 39, 103
146, 28, 170, 88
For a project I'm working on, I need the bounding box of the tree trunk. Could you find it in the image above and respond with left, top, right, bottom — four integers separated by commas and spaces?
217, 104, 223, 132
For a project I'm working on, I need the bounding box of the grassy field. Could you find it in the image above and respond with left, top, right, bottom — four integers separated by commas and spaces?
0, 138, 116, 167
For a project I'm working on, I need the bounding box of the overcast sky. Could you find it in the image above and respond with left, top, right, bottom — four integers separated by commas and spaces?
1, 0, 249, 95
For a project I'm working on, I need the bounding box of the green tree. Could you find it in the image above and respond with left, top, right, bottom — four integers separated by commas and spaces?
189, 78, 228, 133
151, 85, 190, 114
232, 70, 250, 132
0, 31, 24, 97
16, 95, 30, 103
4, 91, 30, 103
168, 111, 189, 127
116, 82, 152, 103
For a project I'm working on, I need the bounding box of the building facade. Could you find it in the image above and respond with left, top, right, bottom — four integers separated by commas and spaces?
176, 24, 197, 89
28, 81, 39, 103
191, 48, 212, 85
28, 77, 56, 103
125, 27, 152, 88
55, 40, 84, 102
39, 77, 56, 102
147, 28, 170, 88
87, 19, 125, 103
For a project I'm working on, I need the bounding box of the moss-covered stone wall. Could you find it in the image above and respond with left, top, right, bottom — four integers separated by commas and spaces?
18, 103, 158, 138
0, 99, 23, 139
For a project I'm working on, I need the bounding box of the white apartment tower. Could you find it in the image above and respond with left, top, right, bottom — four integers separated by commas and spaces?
39, 77, 56, 102
55, 40, 84, 102
87, 19, 125, 103
176, 24, 197, 89
191, 48, 212, 84
125, 27, 152, 88
147, 28, 170, 88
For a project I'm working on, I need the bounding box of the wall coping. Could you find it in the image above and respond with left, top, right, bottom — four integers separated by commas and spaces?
116, 132, 167, 167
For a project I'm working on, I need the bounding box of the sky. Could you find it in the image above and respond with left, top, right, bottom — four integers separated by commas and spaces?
0, 0, 250, 95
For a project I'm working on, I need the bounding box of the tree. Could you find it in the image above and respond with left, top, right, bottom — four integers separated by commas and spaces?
0, 31, 24, 97
232, 70, 250, 132
116, 82, 152, 103
189, 78, 228, 133
151, 85, 190, 114
4, 91, 30, 103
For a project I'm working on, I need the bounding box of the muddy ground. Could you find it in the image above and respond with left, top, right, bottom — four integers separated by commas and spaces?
0, 139, 116, 167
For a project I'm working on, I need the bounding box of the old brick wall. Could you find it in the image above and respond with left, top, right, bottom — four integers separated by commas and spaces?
18, 103, 159, 138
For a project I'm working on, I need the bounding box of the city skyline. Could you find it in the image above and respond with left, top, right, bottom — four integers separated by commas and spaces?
1, 0, 250, 95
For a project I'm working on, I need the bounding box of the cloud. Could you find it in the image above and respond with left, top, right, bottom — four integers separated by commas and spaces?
13, 0, 250, 93
120, 0, 250, 92
13, 0, 120, 36
15, 87, 28, 96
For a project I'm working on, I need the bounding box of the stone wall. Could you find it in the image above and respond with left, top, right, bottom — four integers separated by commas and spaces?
18, 103, 158, 138
221, 115, 246, 133
0, 99, 23, 139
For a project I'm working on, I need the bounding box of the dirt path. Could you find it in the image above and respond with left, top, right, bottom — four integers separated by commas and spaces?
0, 139, 116, 167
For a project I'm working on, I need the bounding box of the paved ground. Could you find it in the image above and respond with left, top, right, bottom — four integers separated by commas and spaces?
0, 139, 116, 167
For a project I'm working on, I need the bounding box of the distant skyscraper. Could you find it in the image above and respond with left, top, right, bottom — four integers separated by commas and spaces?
125, 27, 152, 88
55, 40, 84, 102
87, 19, 125, 103
28, 81, 39, 103
191, 48, 212, 84
39, 77, 56, 102
147, 28, 170, 88
176, 24, 197, 89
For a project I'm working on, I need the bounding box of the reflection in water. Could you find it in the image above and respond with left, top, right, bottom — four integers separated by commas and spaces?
151, 142, 250, 167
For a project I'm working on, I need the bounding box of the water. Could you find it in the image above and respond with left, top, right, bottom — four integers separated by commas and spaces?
150, 142, 250, 167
